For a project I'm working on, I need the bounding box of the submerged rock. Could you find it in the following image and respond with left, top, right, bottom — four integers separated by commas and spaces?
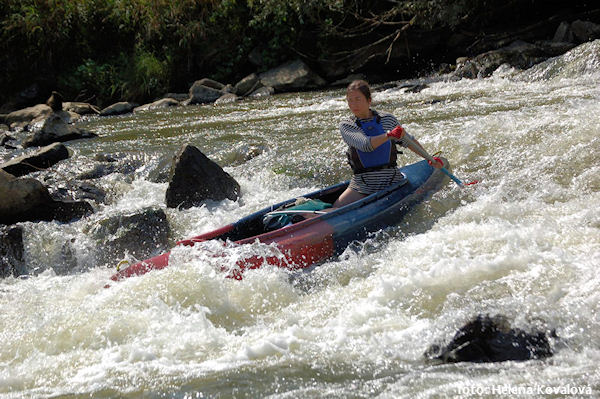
88, 207, 170, 266
0, 225, 25, 278
22, 113, 97, 148
165, 144, 240, 209
425, 314, 554, 363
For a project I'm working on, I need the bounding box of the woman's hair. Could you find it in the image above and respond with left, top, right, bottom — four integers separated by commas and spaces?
347, 80, 371, 101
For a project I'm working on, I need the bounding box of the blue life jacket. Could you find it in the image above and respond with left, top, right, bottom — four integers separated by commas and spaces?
347, 111, 397, 174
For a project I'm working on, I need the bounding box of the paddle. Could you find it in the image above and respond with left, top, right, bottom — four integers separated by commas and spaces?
400, 134, 477, 188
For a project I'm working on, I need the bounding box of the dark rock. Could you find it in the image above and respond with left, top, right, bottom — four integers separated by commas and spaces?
571, 20, 600, 43
222, 84, 236, 94
234, 73, 262, 97
52, 181, 107, 204
249, 86, 275, 98
46, 91, 63, 112
425, 314, 553, 363
1, 133, 16, 148
195, 78, 226, 91
0, 225, 25, 277
166, 144, 240, 209
147, 155, 172, 183
259, 59, 326, 92
553, 21, 574, 43
0, 142, 69, 177
48, 200, 94, 223
77, 163, 118, 180
454, 41, 558, 78
99, 102, 138, 116
88, 207, 170, 265
188, 82, 224, 104
78, 154, 142, 180
535, 40, 577, 55
0, 170, 92, 225
94, 153, 118, 163
134, 98, 180, 112
22, 114, 97, 148
162, 93, 189, 102
62, 102, 101, 115
215, 93, 239, 105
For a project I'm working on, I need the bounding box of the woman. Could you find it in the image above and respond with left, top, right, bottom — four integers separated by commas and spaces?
333, 80, 443, 207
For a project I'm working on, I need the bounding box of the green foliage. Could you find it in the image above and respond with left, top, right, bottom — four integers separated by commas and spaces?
0, 0, 509, 105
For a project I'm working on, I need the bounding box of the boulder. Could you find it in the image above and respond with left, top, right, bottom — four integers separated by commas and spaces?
0, 225, 25, 278
259, 59, 327, 92
195, 78, 226, 91
249, 86, 275, 98
165, 144, 240, 209
22, 114, 97, 148
0, 170, 93, 225
0, 142, 70, 177
87, 207, 170, 265
99, 102, 138, 116
5, 104, 53, 130
147, 155, 173, 183
46, 91, 63, 112
234, 73, 262, 96
162, 93, 189, 102
62, 102, 101, 115
454, 40, 565, 78
425, 314, 553, 363
571, 20, 600, 43
215, 93, 239, 105
553, 21, 574, 43
188, 82, 224, 104
134, 98, 180, 112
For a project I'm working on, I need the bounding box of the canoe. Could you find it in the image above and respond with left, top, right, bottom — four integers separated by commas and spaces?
109, 158, 449, 282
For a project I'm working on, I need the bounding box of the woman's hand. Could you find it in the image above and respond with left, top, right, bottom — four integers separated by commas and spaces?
428, 157, 444, 169
386, 126, 405, 141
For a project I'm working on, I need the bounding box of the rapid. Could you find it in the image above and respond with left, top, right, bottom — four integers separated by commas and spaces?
1, 41, 599, 398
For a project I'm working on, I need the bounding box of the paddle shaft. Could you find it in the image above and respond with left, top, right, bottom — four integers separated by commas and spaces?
400, 134, 465, 188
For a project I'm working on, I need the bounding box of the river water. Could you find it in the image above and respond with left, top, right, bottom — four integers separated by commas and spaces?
1, 41, 599, 398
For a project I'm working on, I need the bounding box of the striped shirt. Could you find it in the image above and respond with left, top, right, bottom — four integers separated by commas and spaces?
339, 110, 414, 195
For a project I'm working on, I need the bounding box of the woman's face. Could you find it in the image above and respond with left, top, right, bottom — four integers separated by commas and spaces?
346, 89, 371, 119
